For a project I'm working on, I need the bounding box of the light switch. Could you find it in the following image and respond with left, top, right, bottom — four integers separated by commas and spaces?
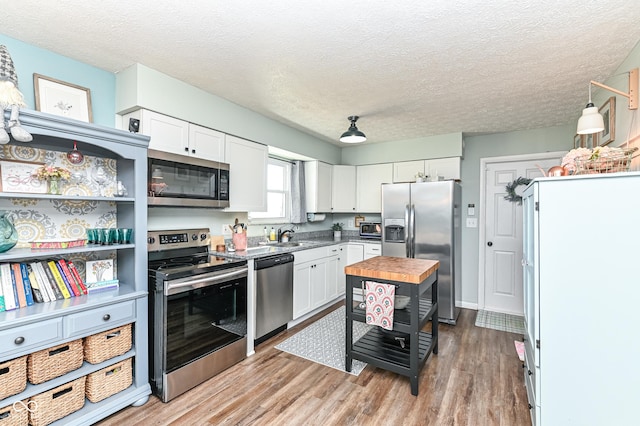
466, 218, 478, 228
467, 204, 475, 216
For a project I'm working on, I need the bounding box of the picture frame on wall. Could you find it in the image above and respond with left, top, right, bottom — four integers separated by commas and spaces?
33, 73, 93, 123
598, 96, 616, 146
0, 159, 47, 194
573, 134, 584, 149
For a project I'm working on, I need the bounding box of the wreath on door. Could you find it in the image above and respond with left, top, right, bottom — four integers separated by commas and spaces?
504, 177, 532, 204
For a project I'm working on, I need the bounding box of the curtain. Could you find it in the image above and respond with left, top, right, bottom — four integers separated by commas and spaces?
290, 160, 307, 224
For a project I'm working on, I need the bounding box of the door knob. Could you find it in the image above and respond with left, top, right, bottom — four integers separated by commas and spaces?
487, 241, 493, 247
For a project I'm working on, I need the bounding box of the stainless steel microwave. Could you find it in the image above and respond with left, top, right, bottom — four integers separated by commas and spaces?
359, 222, 382, 239
148, 149, 230, 208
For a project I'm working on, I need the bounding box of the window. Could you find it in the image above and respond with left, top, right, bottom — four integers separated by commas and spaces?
249, 158, 291, 223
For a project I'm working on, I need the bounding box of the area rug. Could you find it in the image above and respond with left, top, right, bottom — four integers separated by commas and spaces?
275, 306, 371, 376
475, 309, 525, 334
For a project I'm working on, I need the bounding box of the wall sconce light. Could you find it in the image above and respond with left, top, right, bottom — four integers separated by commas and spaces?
577, 68, 638, 135
339, 116, 367, 143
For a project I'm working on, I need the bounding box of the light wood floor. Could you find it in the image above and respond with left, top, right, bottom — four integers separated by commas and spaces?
97, 304, 531, 426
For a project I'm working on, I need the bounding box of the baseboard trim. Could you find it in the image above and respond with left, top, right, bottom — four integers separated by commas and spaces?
458, 301, 478, 310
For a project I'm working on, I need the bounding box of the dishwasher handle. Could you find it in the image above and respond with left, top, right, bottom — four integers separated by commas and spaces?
254, 253, 295, 270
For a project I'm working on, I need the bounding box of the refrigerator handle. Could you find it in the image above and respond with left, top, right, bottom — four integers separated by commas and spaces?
405, 204, 411, 258
409, 203, 416, 258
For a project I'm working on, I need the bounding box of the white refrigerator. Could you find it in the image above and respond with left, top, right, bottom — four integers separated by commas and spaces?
381, 180, 461, 324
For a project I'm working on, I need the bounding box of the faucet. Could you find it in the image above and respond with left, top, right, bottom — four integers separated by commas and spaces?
277, 226, 295, 242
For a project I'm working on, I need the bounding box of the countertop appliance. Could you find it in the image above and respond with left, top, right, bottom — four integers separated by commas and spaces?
381, 180, 461, 324
359, 221, 382, 239
148, 228, 248, 402
147, 149, 230, 208
254, 253, 294, 345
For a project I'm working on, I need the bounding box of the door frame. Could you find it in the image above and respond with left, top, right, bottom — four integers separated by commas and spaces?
477, 151, 565, 311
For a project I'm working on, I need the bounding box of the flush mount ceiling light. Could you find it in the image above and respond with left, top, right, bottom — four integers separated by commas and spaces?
339, 115, 367, 143
577, 68, 638, 135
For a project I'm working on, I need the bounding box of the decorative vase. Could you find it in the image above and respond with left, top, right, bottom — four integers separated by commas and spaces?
48, 177, 61, 195
0, 211, 18, 253
334, 230, 342, 241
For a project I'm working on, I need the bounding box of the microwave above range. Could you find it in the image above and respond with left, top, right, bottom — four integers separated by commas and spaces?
148, 149, 230, 208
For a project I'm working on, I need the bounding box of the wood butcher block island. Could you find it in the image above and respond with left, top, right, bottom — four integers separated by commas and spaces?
345, 256, 439, 396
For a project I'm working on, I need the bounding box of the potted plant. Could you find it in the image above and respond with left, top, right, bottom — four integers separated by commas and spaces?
332, 222, 344, 241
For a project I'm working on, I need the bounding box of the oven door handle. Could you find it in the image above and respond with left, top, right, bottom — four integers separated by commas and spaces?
165, 268, 247, 295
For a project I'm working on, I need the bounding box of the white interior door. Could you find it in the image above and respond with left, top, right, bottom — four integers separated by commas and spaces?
482, 156, 559, 315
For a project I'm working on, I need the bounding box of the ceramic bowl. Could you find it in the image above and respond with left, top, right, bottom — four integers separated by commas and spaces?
394, 295, 410, 310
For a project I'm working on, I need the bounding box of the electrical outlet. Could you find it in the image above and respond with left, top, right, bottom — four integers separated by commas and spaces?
222, 224, 231, 235
348, 220, 354, 228
466, 218, 478, 228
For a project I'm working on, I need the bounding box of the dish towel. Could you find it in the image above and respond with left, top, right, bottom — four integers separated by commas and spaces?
365, 281, 395, 330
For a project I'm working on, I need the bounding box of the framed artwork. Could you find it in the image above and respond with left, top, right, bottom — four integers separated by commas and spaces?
573, 134, 584, 149
33, 73, 93, 123
0, 160, 47, 194
598, 96, 616, 146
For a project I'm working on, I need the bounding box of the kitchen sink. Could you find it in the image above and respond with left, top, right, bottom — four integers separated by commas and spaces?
273, 242, 303, 247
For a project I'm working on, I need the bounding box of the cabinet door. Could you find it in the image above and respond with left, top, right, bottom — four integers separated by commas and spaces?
310, 260, 327, 310
425, 157, 460, 180
225, 135, 268, 212
332, 165, 356, 212
336, 245, 347, 297
347, 243, 364, 265
293, 262, 313, 319
188, 124, 225, 161
139, 110, 189, 155
325, 255, 340, 301
305, 161, 332, 213
393, 160, 425, 183
356, 164, 393, 213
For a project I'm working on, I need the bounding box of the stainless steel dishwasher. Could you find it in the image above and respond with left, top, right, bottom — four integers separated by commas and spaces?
254, 253, 294, 344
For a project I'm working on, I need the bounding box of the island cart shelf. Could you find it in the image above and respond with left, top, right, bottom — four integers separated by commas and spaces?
345, 256, 439, 396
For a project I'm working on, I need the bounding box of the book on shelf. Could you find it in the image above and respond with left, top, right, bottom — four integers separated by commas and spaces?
11, 263, 28, 308
46, 260, 72, 299
55, 260, 80, 297
66, 260, 87, 295
31, 261, 57, 302
0, 263, 17, 310
57, 259, 82, 296
19, 263, 35, 305
26, 263, 47, 303
0, 282, 4, 312
41, 261, 67, 299
86, 279, 119, 293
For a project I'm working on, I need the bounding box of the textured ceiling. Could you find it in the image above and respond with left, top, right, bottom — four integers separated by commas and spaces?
3, 1, 640, 146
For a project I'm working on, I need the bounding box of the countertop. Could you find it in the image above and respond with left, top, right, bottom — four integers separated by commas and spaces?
344, 256, 439, 284
214, 237, 381, 260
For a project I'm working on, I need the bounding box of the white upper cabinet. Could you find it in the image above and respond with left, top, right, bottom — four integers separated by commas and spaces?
305, 161, 332, 213
425, 157, 460, 180
122, 109, 225, 162
393, 160, 425, 183
188, 123, 225, 162
331, 165, 356, 212
393, 157, 461, 182
225, 135, 268, 212
356, 163, 393, 213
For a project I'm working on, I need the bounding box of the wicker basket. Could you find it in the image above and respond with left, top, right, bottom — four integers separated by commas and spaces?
85, 358, 132, 403
28, 377, 85, 426
83, 323, 132, 365
0, 356, 27, 401
574, 147, 637, 174
0, 400, 29, 426
27, 340, 83, 385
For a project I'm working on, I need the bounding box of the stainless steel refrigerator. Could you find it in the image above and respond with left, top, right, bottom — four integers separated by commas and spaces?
381, 181, 461, 324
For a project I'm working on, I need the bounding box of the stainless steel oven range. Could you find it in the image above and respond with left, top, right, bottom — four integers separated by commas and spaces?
148, 228, 248, 402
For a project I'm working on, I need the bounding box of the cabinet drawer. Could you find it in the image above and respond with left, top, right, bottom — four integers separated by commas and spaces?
0, 318, 63, 360
294, 247, 328, 264
326, 245, 341, 257
64, 301, 136, 338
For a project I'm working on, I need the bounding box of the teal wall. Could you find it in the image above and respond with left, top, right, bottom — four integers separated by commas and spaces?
0, 34, 116, 127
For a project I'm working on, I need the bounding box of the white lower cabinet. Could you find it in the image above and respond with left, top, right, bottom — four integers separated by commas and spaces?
293, 245, 343, 320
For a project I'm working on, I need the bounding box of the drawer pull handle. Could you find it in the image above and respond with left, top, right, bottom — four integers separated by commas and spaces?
528, 369, 533, 376
528, 403, 533, 410
103, 314, 111, 321
0, 367, 9, 376
14, 336, 24, 345
49, 345, 70, 356
106, 331, 121, 339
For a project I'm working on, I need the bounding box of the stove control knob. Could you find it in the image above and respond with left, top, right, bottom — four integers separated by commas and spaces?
191, 233, 198, 241
200, 233, 207, 241
148, 237, 155, 244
